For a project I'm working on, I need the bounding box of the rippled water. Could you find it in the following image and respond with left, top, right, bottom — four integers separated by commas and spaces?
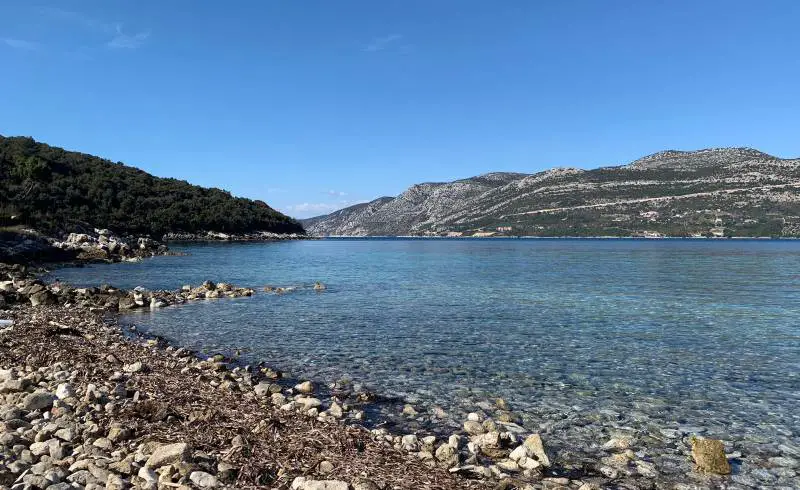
52, 238, 800, 487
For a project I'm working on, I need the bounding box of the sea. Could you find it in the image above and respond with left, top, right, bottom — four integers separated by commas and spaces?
50, 238, 800, 487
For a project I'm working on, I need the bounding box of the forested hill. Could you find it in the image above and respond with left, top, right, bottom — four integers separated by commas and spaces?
0, 136, 304, 237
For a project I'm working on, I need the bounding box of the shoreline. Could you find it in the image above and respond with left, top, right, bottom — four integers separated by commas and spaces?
312, 235, 794, 240
0, 276, 489, 490
0, 265, 748, 489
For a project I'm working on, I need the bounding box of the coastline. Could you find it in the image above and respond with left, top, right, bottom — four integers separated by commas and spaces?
0, 273, 488, 490
0, 261, 748, 490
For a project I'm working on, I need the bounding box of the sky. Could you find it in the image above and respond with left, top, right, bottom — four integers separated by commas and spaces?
1, 1, 799, 219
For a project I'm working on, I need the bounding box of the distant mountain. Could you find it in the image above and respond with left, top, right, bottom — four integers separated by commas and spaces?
303, 148, 800, 237
0, 135, 304, 237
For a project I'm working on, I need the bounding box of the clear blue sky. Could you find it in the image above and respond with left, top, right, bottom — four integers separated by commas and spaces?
2, 1, 799, 218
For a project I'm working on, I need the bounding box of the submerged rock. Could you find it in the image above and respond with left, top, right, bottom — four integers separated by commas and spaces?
691, 438, 731, 474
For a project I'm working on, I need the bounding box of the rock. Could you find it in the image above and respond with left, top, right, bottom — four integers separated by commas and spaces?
108, 426, 132, 442
105, 473, 126, 490
22, 392, 56, 411
54, 427, 76, 442
55, 383, 75, 400
401, 434, 419, 450
467, 412, 483, 422
123, 361, 144, 373
253, 382, 271, 397
145, 442, 191, 468
691, 438, 731, 474
327, 402, 344, 418
402, 404, 418, 417
317, 460, 334, 474
602, 437, 631, 451
522, 434, 550, 467
472, 431, 502, 450
435, 443, 460, 467
137, 466, 158, 484
351, 478, 380, 490
295, 381, 314, 393
495, 398, 511, 411
291, 477, 349, 490
94, 437, 114, 450
189, 471, 218, 488
118, 296, 137, 310
464, 420, 485, 435
30, 290, 57, 306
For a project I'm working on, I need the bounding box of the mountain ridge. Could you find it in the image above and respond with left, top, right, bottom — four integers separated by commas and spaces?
303, 147, 800, 237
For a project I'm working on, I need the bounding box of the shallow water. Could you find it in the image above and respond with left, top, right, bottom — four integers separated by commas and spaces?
52, 238, 800, 486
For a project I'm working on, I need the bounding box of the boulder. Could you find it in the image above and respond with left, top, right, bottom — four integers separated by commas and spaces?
291, 478, 349, 490
522, 434, 550, 467
435, 443, 460, 467
190, 471, 218, 488
22, 392, 56, 411
691, 438, 731, 474
295, 381, 314, 394
145, 442, 191, 468
30, 290, 57, 306
463, 420, 485, 435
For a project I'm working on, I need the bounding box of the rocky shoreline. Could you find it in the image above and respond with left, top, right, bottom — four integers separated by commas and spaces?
1, 267, 745, 489
161, 232, 310, 242
0, 228, 171, 267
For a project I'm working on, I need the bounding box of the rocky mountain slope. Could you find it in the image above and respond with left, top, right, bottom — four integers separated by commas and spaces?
303, 148, 800, 237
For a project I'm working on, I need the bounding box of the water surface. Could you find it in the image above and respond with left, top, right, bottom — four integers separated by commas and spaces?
52, 239, 800, 486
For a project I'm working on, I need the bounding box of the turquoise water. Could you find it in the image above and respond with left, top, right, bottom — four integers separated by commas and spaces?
52, 239, 800, 486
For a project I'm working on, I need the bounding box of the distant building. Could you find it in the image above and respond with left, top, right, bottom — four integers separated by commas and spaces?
496, 226, 514, 233
710, 227, 726, 237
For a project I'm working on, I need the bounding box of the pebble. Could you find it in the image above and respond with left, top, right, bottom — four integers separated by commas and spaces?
190, 470, 219, 488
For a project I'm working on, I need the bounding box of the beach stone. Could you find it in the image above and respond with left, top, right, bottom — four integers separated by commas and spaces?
327, 402, 344, 418
190, 471, 218, 488
253, 382, 271, 397
271, 392, 287, 406
55, 383, 75, 400
138, 466, 158, 484
22, 392, 56, 411
295, 381, 314, 393
106, 473, 126, 490
495, 398, 511, 411
472, 431, 502, 450
467, 412, 483, 422
691, 438, 731, 474
403, 404, 418, 416
769, 456, 798, 468
291, 478, 349, 490
351, 478, 380, 490
464, 420, 485, 435
145, 442, 191, 468
522, 434, 551, 467
68, 469, 98, 486
435, 443, 460, 467
297, 397, 322, 411
318, 460, 334, 474
30, 290, 57, 306
401, 434, 419, 450
123, 361, 144, 373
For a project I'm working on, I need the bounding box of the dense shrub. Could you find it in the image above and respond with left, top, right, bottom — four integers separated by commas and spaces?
0, 136, 304, 237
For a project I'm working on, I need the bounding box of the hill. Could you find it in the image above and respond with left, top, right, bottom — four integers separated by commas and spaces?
0, 136, 304, 237
303, 148, 800, 237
